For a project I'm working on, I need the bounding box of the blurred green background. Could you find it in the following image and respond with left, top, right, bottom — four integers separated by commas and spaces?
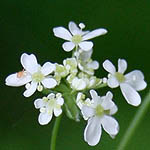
0, 0, 150, 149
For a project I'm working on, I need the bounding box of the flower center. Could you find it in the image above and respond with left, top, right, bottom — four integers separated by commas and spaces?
95, 104, 104, 116
32, 71, 44, 82
48, 99, 56, 107
115, 72, 125, 83
72, 35, 82, 44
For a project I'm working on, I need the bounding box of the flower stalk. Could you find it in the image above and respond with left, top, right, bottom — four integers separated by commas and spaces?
117, 90, 150, 150
51, 114, 62, 150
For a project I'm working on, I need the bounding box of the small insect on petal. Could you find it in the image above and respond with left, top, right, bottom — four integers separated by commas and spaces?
17, 69, 25, 78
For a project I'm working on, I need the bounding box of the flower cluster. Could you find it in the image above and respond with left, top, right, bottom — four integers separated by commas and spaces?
5, 21, 147, 146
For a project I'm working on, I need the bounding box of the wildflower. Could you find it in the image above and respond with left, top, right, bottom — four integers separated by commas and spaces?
5, 53, 57, 97
82, 90, 119, 146
53, 21, 107, 52
103, 59, 147, 106
63, 57, 78, 75
54, 64, 68, 84
76, 49, 99, 75
34, 93, 64, 125
71, 77, 87, 91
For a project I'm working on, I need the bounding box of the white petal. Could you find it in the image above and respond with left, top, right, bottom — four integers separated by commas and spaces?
107, 76, 119, 88
68, 21, 81, 35
53, 27, 72, 41
101, 92, 114, 110
72, 77, 86, 90
84, 117, 102, 146
81, 106, 95, 119
23, 81, 37, 97
48, 93, 55, 99
90, 90, 98, 100
120, 83, 141, 106
56, 97, 64, 105
21, 53, 38, 74
54, 108, 62, 117
103, 60, 116, 74
87, 61, 99, 70
101, 115, 119, 136
78, 49, 93, 61
106, 91, 113, 100
34, 98, 44, 109
62, 42, 75, 52
42, 78, 57, 89
89, 90, 101, 105
79, 41, 93, 51
5, 73, 31, 87
110, 104, 118, 115
125, 70, 147, 91
82, 28, 107, 40
118, 59, 127, 74
38, 113, 52, 125
41, 62, 55, 76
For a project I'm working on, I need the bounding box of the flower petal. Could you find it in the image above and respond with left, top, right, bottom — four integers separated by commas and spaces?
89, 90, 101, 105
34, 98, 44, 109
90, 90, 98, 100
107, 76, 119, 88
79, 41, 93, 51
42, 78, 57, 89
68, 21, 81, 35
62, 42, 75, 52
54, 108, 62, 117
101, 91, 115, 110
103, 60, 116, 74
21, 53, 38, 74
78, 49, 93, 61
120, 83, 141, 106
84, 117, 102, 146
38, 113, 52, 125
5, 73, 31, 87
101, 115, 119, 136
125, 70, 147, 91
82, 28, 108, 40
53, 27, 72, 41
56, 97, 64, 105
81, 105, 95, 119
110, 104, 118, 115
72, 77, 87, 90
87, 61, 99, 70
23, 81, 37, 97
41, 62, 55, 76
118, 59, 127, 74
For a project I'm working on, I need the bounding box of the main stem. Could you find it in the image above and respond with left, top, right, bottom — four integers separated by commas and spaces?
117, 91, 150, 150
50, 115, 62, 150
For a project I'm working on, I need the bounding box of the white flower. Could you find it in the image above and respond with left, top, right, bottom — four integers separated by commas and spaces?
82, 90, 119, 146
5, 53, 57, 97
76, 49, 99, 75
34, 93, 64, 125
103, 59, 147, 106
53, 21, 107, 52
71, 77, 87, 91
63, 57, 78, 75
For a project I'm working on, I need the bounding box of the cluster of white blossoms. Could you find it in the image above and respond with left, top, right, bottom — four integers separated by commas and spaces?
5, 21, 147, 146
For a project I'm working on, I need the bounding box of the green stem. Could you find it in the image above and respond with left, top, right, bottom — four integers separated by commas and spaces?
95, 83, 107, 89
50, 115, 62, 150
117, 91, 150, 150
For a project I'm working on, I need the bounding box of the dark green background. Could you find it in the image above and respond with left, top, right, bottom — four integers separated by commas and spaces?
0, 0, 150, 149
